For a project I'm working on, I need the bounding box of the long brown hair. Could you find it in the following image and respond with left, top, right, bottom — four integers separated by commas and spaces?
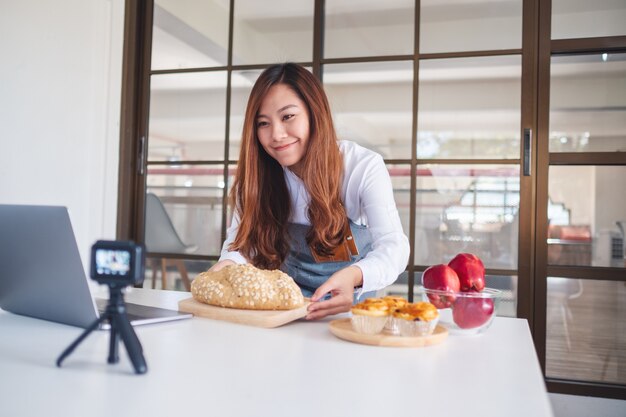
229, 63, 347, 269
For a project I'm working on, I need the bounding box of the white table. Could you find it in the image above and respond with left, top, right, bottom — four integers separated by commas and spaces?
0, 288, 554, 417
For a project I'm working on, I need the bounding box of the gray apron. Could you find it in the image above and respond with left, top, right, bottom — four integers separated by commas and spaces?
281, 220, 375, 302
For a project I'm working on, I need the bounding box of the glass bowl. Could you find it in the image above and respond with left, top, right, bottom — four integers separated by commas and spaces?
416, 286, 502, 335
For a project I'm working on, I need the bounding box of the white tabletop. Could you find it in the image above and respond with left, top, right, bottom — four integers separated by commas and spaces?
0, 288, 554, 417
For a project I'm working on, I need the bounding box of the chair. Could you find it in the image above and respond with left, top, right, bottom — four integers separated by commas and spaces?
144, 192, 198, 291
549, 277, 584, 351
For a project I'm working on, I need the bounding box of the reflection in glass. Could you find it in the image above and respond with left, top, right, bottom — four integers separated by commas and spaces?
152, 0, 230, 70
323, 61, 413, 159
233, 0, 314, 65
548, 166, 626, 268
552, 0, 626, 40
148, 71, 227, 162
414, 164, 520, 269
546, 278, 626, 385
420, 0, 522, 54
146, 165, 225, 257
417, 55, 521, 159
324, 0, 414, 59
549, 53, 626, 153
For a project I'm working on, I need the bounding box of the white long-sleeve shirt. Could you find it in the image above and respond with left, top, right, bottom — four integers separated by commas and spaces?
219, 140, 410, 295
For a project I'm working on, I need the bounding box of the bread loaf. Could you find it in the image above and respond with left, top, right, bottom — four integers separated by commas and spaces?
191, 264, 305, 310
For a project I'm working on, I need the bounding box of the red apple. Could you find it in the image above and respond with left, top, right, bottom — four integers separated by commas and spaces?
452, 296, 494, 329
448, 253, 486, 292
422, 264, 461, 308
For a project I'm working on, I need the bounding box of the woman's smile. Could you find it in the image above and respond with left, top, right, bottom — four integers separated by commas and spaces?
273, 140, 299, 151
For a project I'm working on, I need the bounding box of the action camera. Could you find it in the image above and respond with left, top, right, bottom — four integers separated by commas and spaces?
90, 240, 144, 287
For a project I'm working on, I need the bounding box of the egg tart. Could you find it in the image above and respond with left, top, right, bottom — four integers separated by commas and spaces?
350, 298, 390, 334
381, 296, 408, 334
392, 302, 439, 337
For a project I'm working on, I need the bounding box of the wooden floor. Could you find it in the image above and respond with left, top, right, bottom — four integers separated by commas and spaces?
545, 279, 626, 385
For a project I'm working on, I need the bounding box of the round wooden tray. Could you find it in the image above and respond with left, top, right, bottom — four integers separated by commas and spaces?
329, 318, 448, 347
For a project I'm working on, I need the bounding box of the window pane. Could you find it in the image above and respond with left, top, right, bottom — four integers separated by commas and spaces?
548, 166, 626, 268
552, 0, 626, 40
233, 0, 314, 65
145, 165, 225, 257
324, 0, 414, 59
420, 0, 522, 54
389, 164, 411, 242
226, 164, 236, 226
549, 53, 626, 153
144, 259, 213, 291
152, 0, 230, 70
148, 71, 227, 162
546, 278, 626, 385
229, 70, 263, 161
415, 164, 520, 270
417, 55, 521, 159
323, 61, 413, 159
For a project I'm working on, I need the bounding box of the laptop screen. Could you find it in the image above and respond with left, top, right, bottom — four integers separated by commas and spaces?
0, 205, 100, 328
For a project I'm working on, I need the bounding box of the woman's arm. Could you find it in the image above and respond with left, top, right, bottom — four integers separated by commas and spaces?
208, 259, 236, 272
349, 150, 410, 296
306, 146, 410, 319
306, 265, 362, 319
217, 211, 248, 265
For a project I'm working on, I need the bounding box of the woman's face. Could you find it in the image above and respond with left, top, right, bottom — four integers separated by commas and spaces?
256, 83, 310, 175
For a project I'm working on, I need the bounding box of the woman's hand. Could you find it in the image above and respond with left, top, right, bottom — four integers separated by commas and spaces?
209, 259, 236, 272
306, 266, 363, 320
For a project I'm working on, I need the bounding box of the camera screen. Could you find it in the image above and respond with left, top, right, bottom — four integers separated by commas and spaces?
95, 249, 131, 276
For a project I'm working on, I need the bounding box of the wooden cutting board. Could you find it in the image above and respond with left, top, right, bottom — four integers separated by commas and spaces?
178, 297, 309, 328
329, 318, 448, 347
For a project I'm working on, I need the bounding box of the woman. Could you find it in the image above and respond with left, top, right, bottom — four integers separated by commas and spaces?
212, 63, 409, 320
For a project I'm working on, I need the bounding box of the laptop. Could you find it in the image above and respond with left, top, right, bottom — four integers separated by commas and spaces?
0, 204, 192, 329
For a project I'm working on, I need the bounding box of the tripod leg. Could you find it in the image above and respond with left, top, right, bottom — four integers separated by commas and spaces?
107, 324, 120, 364
56, 316, 107, 367
112, 313, 147, 374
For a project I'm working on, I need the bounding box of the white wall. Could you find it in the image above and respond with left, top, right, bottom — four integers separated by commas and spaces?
0, 0, 125, 268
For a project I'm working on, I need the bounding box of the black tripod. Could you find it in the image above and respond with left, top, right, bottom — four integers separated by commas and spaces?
56, 284, 147, 374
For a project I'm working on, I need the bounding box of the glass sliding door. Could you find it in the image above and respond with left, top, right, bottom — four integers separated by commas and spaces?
412, 2, 525, 317
536, 0, 626, 399
142, 0, 236, 289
